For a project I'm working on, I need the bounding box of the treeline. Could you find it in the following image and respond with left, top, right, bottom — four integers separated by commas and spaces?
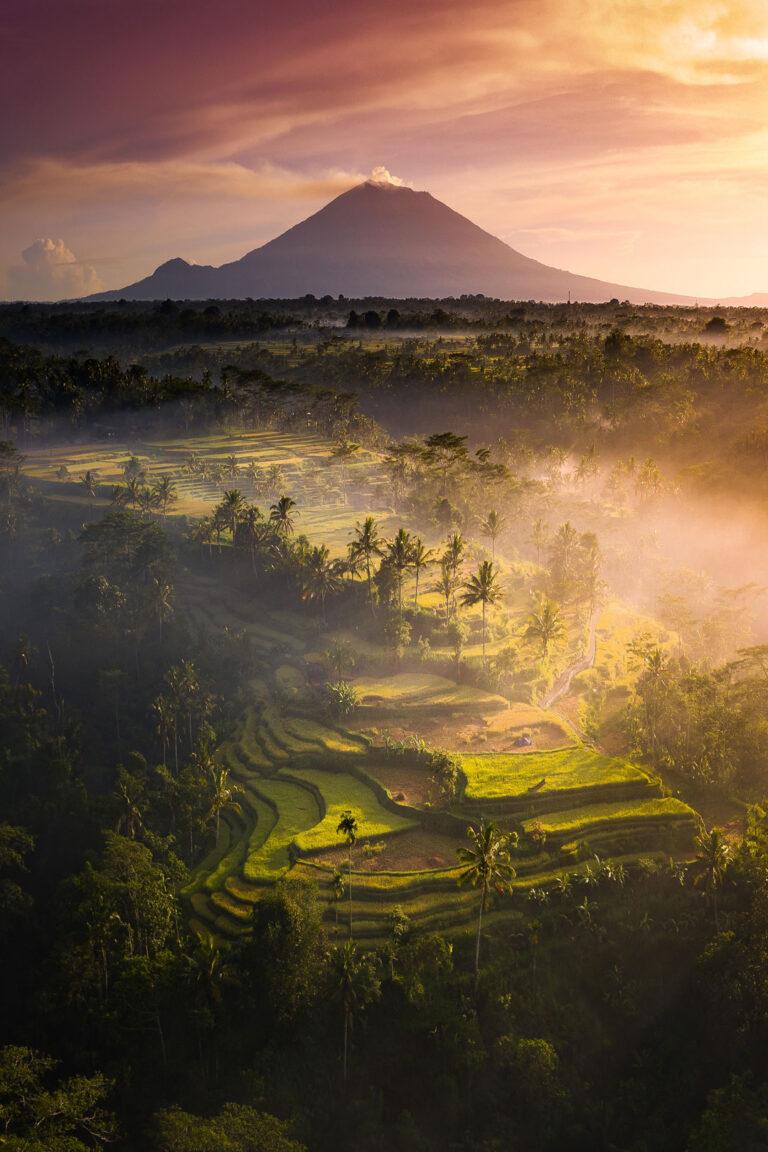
0, 339, 379, 444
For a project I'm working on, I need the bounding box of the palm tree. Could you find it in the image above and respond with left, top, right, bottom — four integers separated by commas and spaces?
124, 477, 142, 508
137, 486, 160, 519
330, 939, 380, 1084
457, 819, 516, 979
207, 763, 243, 847
153, 474, 177, 516
443, 531, 465, 614
329, 436, 360, 500
525, 596, 566, 658
480, 510, 506, 560
152, 694, 172, 765
223, 454, 240, 480
692, 826, 731, 932
385, 528, 414, 615
219, 489, 245, 537
337, 810, 358, 936
79, 469, 98, 515
269, 494, 297, 538
531, 518, 548, 566
430, 556, 456, 623
114, 772, 145, 839
150, 577, 174, 644
460, 560, 504, 664
329, 868, 346, 931
266, 463, 285, 496
411, 537, 435, 608
348, 516, 383, 614
301, 545, 346, 623
239, 505, 264, 571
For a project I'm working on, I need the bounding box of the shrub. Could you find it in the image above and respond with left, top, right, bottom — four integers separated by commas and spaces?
325, 680, 359, 718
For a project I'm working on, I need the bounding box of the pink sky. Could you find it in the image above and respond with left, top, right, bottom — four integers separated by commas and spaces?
2, 0, 768, 299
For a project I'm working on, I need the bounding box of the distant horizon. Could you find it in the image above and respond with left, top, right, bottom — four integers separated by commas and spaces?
2, 1, 768, 301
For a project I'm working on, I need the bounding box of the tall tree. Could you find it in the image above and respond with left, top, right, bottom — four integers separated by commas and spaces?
480, 509, 506, 560
525, 596, 566, 658
460, 560, 504, 664
330, 940, 380, 1084
692, 826, 731, 932
348, 516, 383, 613
410, 536, 435, 608
385, 528, 414, 616
336, 810, 358, 936
300, 545, 345, 623
269, 494, 297, 538
457, 820, 516, 979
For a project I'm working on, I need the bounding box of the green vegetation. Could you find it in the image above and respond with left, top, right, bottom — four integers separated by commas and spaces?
461, 746, 651, 802
6, 301, 768, 1152
290, 768, 418, 853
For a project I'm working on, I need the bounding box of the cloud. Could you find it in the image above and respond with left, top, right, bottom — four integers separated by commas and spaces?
367, 166, 408, 186
7, 239, 103, 301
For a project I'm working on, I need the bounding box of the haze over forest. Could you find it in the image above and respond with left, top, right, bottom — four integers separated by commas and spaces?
4, 3, 768, 1152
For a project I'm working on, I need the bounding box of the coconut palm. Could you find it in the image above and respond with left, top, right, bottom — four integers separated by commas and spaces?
329, 867, 346, 931
218, 489, 245, 537
330, 939, 380, 1083
348, 516, 383, 613
153, 474, 178, 516
430, 557, 456, 623
460, 560, 504, 664
149, 577, 174, 644
223, 454, 240, 480
79, 469, 98, 515
411, 536, 435, 608
124, 477, 142, 508
266, 463, 285, 495
692, 826, 731, 932
525, 596, 566, 657
385, 528, 414, 615
531, 518, 548, 566
238, 505, 264, 571
457, 819, 516, 979
329, 436, 360, 499
480, 509, 506, 560
337, 810, 358, 936
137, 486, 160, 519
443, 531, 465, 614
207, 763, 243, 847
300, 545, 346, 623
269, 494, 297, 537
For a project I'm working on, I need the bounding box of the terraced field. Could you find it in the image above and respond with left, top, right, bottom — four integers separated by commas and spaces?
181, 622, 699, 943
21, 430, 395, 551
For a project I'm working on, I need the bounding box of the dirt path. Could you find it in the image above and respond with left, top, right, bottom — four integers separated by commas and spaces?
540, 609, 600, 710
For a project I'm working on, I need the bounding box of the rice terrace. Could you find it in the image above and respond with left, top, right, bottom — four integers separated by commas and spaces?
20, 420, 701, 944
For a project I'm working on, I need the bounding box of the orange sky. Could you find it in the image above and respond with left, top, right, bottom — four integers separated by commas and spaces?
2, 0, 768, 299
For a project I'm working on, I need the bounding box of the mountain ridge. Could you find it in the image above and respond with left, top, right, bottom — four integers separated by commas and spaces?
85, 179, 754, 305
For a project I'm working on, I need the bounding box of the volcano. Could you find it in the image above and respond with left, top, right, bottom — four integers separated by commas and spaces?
88, 177, 695, 304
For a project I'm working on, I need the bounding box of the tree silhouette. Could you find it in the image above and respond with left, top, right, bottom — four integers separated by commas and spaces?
525, 596, 566, 658
348, 516, 383, 613
385, 528, 414, 616
457, 819, 516, 979
480, 509, 506, 560
460, 560, 504, 663
330, 939, 380, 1084
336, 810, 358, 936
410, 536, 435, 608
269, 494, 297, 537
692, 826, 731, 932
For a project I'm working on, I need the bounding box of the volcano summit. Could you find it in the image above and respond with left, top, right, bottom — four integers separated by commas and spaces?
89, 176, 694, 304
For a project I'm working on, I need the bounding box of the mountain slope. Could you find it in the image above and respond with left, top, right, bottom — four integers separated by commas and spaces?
88, 179, 698, 304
